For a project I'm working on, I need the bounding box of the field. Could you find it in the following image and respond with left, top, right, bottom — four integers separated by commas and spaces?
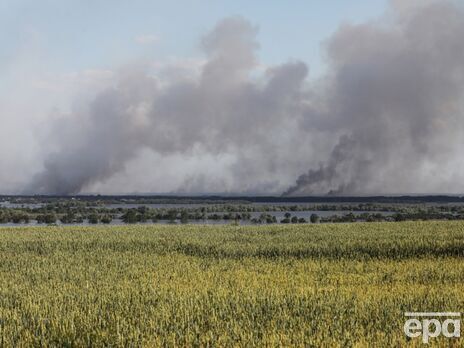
0, 222, 463, 346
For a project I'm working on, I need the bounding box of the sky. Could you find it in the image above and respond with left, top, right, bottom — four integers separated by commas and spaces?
0, 0, 388, 78
1, 0, 464, 195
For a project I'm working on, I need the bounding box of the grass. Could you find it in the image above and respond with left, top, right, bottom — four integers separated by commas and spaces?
0, 221, 463, 346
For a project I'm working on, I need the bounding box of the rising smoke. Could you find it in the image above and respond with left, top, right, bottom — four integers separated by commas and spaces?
26, 0, 464, 195
286, 0, 464, 195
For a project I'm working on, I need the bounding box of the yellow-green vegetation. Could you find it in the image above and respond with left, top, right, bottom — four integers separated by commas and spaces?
0, 221, 463, 347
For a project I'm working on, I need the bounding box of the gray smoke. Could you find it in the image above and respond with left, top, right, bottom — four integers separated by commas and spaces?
27, 17, 311, 194
27, 1, 464, 195
285, 135, 362, 195
286, 0, 464, 195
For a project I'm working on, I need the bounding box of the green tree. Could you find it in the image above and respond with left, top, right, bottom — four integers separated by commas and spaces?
180, 210, 189, 224
88, 214, 99, 224
122, 210, 138, 224
101, 215, 112, 224
310, 214, 320, 224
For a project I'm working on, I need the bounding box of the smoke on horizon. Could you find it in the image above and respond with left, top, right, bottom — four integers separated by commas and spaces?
23, 0, 464, 195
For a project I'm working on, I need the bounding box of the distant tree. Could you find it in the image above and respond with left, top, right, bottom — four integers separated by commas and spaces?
44, 213, 57, 224
137, 213, 147, 223
345, 213, 356, 222
60, 212, 75, 224
137, 206, 148, 214
101, 214, 112, 224
291, 216, 298, 223
180, 210, 189, 224
393, 213, 405, 222
122, 210, 138, 223
88, 214, 99, 224
310, 214, 320, 224
0, 211, 9, 223
167, 209, 178, 223
259, 213, 268, 223
284, 212, 292, 219
12, 212, 29, 224
209, 214, 220, 220
266, 215, 275, 224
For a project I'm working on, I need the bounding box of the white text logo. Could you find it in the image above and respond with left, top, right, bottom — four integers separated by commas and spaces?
404, 312, 461, 344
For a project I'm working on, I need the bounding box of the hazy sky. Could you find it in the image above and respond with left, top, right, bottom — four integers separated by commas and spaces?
0, 0, 386, 194
1, 0, 388, 77
2, 0, 463, 195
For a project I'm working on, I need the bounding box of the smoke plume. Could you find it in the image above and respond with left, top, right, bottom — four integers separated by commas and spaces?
286, 0, 464, 195
26, 1, 464, 195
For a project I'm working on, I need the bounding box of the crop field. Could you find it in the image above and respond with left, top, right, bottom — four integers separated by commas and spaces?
0, 221, 463, 347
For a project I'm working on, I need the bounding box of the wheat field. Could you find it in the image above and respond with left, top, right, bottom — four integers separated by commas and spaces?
0, 221, 463, 346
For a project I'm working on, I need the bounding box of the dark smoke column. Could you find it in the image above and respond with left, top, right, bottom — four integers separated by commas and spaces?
284, 0, 464, 196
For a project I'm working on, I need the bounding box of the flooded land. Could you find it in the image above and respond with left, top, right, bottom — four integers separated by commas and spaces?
1, 195, 463, 226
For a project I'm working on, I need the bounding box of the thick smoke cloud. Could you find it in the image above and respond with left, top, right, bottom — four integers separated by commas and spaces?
286, 0, 464, 195
27, 1, 464, 195
27, 17, 311, 194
